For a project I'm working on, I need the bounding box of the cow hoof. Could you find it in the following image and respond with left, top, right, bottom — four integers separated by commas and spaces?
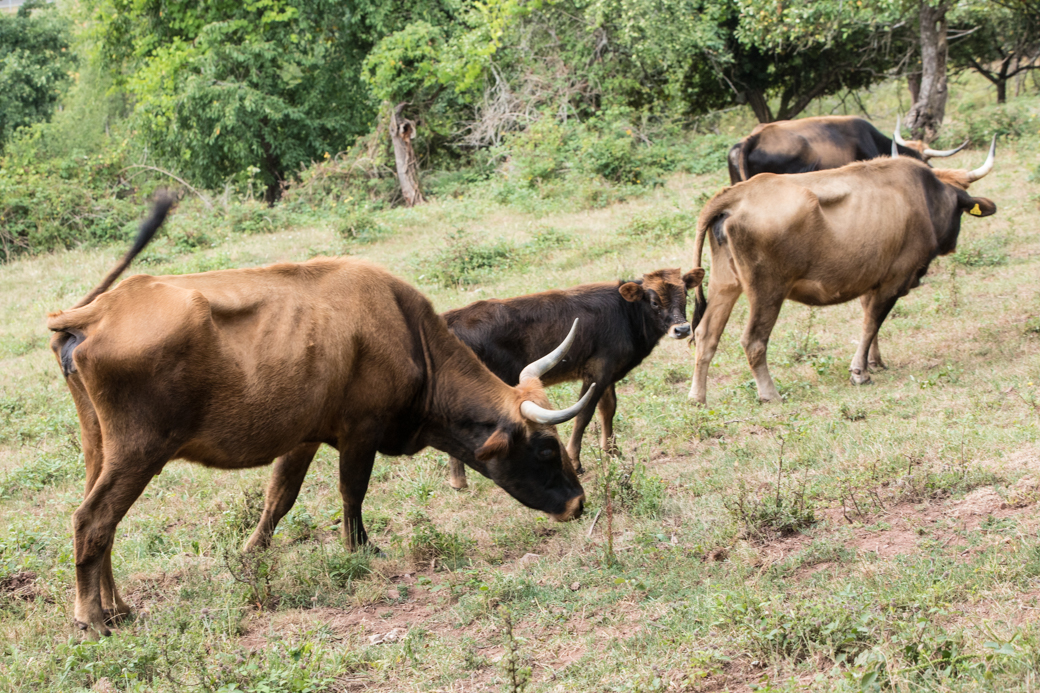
574, 463, 585, 475
448, 478, 468, 491
849, 370, 872, 385
868, 361, 887, 371
74, 620, 111, 638
362, 544, 387, 559
103, 608, 132, 625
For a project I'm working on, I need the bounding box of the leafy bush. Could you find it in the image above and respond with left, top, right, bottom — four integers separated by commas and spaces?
406, 510, 473, 569
680, 134, 733, 175
952, 234, 1008, 268
0, 147, 143, 260
422, 229, 522, 287
615, 464, 668, 518
620, 210, 696, 244
945, 102, 1039, 147
337, 205, 388, 244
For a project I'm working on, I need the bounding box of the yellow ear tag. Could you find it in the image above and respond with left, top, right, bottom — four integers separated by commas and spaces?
969, 203, 982, 216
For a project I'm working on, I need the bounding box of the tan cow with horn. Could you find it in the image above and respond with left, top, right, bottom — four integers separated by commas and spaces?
48, 198, 592, 637
689, 138, 997, 404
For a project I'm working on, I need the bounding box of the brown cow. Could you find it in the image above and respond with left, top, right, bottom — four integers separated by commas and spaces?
727, 115, 968, 184
689, 140, 997, 404
48, 199, 592, 637
441, 267, 703, 487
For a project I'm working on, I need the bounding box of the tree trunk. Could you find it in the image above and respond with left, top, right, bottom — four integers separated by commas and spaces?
745, 89, 774, 123
906, 1, 950, 143
390, 103, 425, 207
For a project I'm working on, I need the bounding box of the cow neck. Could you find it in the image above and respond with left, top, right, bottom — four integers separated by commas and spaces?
415, 316, 512, 454
626, 292, 664, 357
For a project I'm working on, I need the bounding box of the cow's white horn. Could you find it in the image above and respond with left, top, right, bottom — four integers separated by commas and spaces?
519, 318, 579, 383
891, 140, 899, 158
521, 384, 597, 425
923, 140, 969, 158
966, 136, 996, 182
893, 115, 908, 146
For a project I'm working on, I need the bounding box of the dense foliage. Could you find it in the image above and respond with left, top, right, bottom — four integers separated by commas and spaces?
0, 2, 75, 153
0, 0, 1036, 259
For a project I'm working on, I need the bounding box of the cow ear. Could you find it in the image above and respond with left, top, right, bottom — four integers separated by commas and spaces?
682, 268, 705, 290
476, 428, 511, 462
959, 193, 996, 218
619, 282, 644, 302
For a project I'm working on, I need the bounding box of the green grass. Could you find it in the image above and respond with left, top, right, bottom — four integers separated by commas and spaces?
1, 76, 1039, 692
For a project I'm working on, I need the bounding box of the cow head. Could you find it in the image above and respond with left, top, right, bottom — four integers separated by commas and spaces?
894, 115, 968, 162
619, 268, 705, 339
461, 320, 592, 521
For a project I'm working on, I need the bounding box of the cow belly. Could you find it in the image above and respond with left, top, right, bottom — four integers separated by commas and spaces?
787, 280, 866, 307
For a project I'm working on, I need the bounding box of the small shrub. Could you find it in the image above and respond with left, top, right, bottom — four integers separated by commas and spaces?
423, 229, 522, 287
225, 201, 290, 235
218, 486, 266, 541
336, 204, 388, 244
952, 234, 1008, 268
615, 463, 668, 518
680, 134, 733, 175
620, 210, 696, 245
406, 510, 473, 569
323, 546, 372, 588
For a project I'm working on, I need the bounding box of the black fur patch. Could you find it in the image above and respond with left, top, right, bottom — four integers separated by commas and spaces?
711, 213, 729, 245
57, 332, 83, 376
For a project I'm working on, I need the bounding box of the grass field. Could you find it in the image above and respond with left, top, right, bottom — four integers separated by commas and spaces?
1, 79, 1039, 692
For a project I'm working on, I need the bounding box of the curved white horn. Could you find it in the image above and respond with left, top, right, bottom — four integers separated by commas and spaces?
893, 115, 908, 146
891, 139, 899, 158
966, 136, 997, 183
519, 318, 579, 383
521, 384, 598, 425
923, 139, 969, 158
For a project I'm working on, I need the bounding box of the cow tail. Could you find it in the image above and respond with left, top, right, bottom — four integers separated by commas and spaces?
690, 194, 734, 341
70, 193, 175, 310
737, 134, 756, 182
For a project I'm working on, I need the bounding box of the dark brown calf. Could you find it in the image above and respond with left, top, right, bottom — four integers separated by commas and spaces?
443, 267, 702, 487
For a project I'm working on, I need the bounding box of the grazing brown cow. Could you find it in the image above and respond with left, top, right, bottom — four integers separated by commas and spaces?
48, 199, 591, 637
441, 268, 703, 487
689, 140, 997, 404
727, 115, 968, 184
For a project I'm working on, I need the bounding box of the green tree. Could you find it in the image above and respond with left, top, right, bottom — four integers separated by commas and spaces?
0, 1, 75, 153
600, 0, 911, 123
951, 0, 1040, 103
90, 0, 458, 200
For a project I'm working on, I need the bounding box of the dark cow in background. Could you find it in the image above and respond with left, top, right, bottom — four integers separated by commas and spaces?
689, 140, 997, 404
727, 115, 968, 183
47, 200, 592, 637
443, 267, 703, 486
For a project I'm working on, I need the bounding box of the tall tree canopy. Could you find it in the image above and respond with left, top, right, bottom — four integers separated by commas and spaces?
90, 0, 459, 199
0, 1, 75, 153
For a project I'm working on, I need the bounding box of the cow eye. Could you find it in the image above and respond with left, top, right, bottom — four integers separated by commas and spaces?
538, 447, 555, 461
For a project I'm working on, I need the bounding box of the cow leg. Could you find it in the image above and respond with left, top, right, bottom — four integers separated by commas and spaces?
338, 446, 378, 551
245, 442, 320, 552
68, 378, 131, 623
72, 450, 167, 637
741, 292, 785, 403
448, 456, 468, 491
597, 383, 619, 456
859, 296, 886, 370
566, 376, 606, 475
851, 294, 899, 385
688, 282, 742, 404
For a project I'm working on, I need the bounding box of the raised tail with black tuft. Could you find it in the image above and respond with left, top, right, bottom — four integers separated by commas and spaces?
70, 193, 175, 310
